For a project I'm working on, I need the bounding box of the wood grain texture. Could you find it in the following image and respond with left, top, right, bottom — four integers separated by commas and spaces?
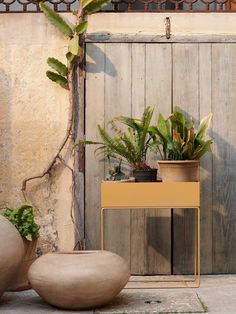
86, 34, 236, 44
74, 52, 86, 249
212, 43, 236, 273
145, 44, 172, 274
103, 43, 132, 265
172, 44, 199, 274
85, 40, 236, 275
85, 43, 105, 250
199, 44, 213, 274
130, 43, 146, 274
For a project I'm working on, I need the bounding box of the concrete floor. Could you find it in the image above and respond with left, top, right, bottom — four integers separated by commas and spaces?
0, 275, 236, 314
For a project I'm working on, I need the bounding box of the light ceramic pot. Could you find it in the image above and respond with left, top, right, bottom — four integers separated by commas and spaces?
8, 238, 38, 291
29, 250, 130, 310
0, 215, 24, 298
158, 160, 200, 182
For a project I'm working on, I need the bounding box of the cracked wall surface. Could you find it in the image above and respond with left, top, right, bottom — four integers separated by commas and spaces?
0, 13, 75, 253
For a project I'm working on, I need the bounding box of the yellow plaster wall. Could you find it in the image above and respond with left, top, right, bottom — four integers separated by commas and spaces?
0, 13, 76, 253
88, 13, 236, 36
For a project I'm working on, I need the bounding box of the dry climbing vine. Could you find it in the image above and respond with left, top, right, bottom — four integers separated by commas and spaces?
21, 0, 111, 248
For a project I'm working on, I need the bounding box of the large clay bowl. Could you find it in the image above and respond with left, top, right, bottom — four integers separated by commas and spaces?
29, 250, 130, 310
8, 238, 38, 291
0, 215, 24, 298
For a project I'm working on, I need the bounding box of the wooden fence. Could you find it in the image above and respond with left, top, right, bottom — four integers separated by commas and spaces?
84, 14, 236, 274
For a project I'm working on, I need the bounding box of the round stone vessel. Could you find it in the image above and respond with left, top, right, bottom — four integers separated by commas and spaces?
0, 215, 24, 298
29, 250, 130, 310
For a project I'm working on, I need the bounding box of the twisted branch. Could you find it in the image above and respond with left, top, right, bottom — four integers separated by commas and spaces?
21, 7, 87, 250
57, 155, 85, 250
21, 64, 75, 202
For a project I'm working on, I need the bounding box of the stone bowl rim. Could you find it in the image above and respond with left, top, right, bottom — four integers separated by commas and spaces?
52, 250, 104, 255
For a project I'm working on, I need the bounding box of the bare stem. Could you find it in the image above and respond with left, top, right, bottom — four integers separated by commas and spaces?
21, 65, 75, 202
21, 12, 87, 250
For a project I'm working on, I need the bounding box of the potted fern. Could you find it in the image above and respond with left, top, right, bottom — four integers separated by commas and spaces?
83, 107, 157, 182
152, 109, 213, 182
3, 204, 40, 291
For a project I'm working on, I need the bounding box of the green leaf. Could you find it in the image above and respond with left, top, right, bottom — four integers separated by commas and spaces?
81, 0, 94, 8
196, 113, 212, 141
66, 52, 75, 63
86, 0, 111, 14
81, 140, 104, 145
192, 140, 213, 159
169, 111, 187, 140
157, 113, 171, 139
74, 21, 88, 34
3, 205, 40, 241
111, 116, 141, 134
188, 117, 194, 129
81, 107, 154, 169
47, 57, 68, 77
25, 234, 33, 241
172, 110, 186, 128
39, 2, 73, 37
68, 35, 80, 56
46, 71, 68, 89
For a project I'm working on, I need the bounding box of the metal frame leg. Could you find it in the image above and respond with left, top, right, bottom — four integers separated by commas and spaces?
197, 206, 201, 288
100, 208, 105, 250
101, 207, 105, 250
101, 206, 200, 289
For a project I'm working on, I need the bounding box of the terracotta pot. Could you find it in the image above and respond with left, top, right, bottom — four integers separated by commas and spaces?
0, 215, 24, 298
29, 250, 130, 310
8, 238, 38, 291
158, 160, 200, 182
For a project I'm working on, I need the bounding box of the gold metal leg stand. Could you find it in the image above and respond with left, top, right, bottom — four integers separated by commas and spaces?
101, 207, 105, 250
100, 207, 200, 289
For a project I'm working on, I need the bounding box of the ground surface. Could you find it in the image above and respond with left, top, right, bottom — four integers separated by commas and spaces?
0, 275, 235, 313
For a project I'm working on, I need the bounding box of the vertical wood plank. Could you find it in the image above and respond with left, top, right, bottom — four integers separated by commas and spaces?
85, 41, 236, 275
145, 43, 172, 274
199, 44, 213, 274
74, 50, 86, 249
212, 43, 236, 273
172, 43, 199, 274
130, 43, 146, 274
85, 43, 105, 250
104, 43, 132, 265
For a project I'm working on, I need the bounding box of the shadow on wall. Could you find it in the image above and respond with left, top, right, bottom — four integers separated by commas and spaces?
84, 44, 236, 274
173, 107, 236, 273
85, 43, 117, 77
0, 69, 13, 207
147, 107, 236, 274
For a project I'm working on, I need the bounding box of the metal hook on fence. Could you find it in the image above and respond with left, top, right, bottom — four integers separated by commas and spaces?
165, 17, 171, 39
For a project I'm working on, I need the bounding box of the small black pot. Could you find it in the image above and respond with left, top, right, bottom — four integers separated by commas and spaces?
133, 169, 157, 182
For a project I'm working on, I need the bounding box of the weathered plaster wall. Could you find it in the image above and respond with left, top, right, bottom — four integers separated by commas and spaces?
87, 13, 236, 36
0, 13, 75, 253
